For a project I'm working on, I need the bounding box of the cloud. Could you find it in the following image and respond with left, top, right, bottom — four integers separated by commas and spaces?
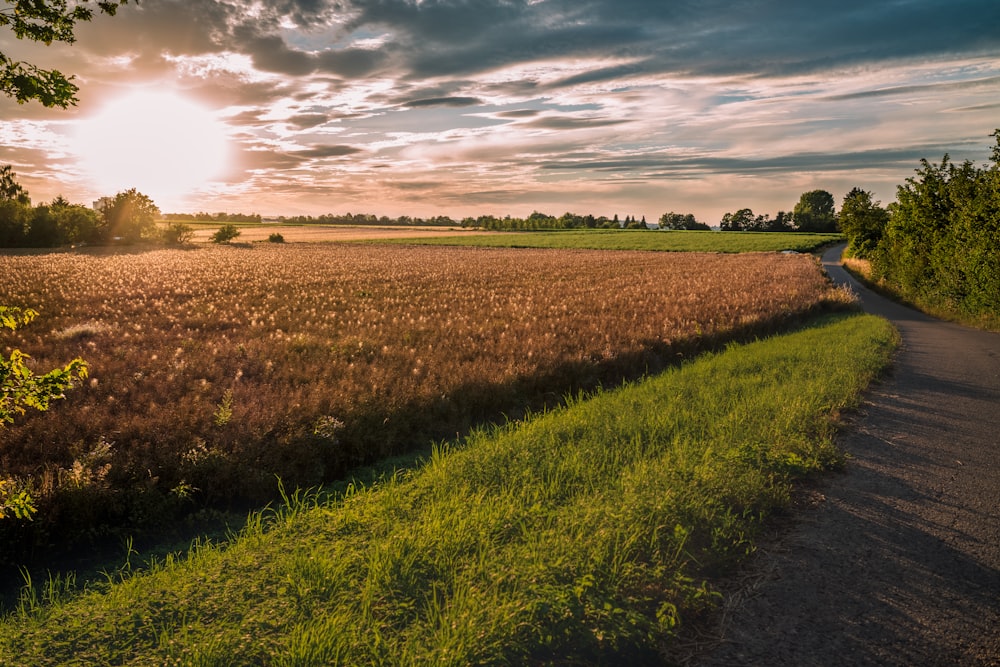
400, 97, 483, 108
295, 145, 365, 158
2, 0, 999, 220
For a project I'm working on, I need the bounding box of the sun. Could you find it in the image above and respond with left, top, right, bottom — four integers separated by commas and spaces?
74, 90, 230, 207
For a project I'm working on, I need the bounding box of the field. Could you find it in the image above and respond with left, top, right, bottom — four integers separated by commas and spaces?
0, 312, 898, 664
0, 243, 850, 559
184, 224, 495, 244
379, 229, 844, 253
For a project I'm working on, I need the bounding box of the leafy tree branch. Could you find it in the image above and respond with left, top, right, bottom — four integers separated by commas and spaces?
0, 0, 132, 107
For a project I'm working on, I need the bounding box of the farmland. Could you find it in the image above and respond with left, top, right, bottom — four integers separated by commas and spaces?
0, 312, 897, 665
379, 229, 843, 253
0, 243, 849, 558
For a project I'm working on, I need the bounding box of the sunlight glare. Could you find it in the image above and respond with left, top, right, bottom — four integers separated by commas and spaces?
74, 90, 230, 206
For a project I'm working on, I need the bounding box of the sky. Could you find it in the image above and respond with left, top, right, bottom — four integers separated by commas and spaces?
1, 0, 999, 223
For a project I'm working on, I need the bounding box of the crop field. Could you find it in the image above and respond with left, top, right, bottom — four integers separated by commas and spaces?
183, 224, 494, 244
0, 243, 849, 555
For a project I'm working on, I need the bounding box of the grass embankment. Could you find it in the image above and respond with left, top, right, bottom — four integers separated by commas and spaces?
379, 229, 844, 253
0, 312, 897, 666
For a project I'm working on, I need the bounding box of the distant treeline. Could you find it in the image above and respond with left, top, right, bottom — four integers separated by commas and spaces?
843, 130, 1000, 322
277, 213, 459, 226
461, 212, 649, 230
164, 211, 263, 223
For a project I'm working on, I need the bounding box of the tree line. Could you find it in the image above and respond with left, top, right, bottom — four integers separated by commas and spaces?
459, 212, 649, 230
0, 170, 160, 247
278, 212, 459, 227
705, 190, 838, 233
164, 211, 262, 224
841, 131, 1000, 321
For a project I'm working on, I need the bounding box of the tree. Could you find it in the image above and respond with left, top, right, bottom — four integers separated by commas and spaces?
719, 208, 755, 231
0, 1, 131, 108
625, 215, 647, 229
0, 165, 32, 246
211, 223, 241, 244
839, 188, 888, 258
793, 190, 837, 232
48, 197, 100, 245
0, 165, 30, 204
659, 212, 711, 231
769, 210, 794, 232
100, 188, 159, 242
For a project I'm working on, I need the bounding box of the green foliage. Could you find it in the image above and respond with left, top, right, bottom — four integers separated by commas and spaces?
211, 224, 242, 244
0, 313, 896, 663
0, 306, 87, 520
839, 188, 889, 259
0, 165, 29, 204
871, 131, 1000, 321
0, 306, 88, 427
162, 222, 195, 245
213, 389, 234, 427
720, 208, 755, 231
793, 190, 838, 232
659, 211, 711, 231
100, 188, 160, 243
0, 169, 103, 247
268, 232, 285, 243
0, 478, 37, 520
0, 1, 131, 107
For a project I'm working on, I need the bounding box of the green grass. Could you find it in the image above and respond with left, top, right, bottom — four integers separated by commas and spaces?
0, 312, 896, 666
377, 229, 844, 253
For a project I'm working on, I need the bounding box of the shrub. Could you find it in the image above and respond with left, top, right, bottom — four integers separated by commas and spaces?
162, 222, 194, 245
211, 224, 241, 244
268, 232, 285, 243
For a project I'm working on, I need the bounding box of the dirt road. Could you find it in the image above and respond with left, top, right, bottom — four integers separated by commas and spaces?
695, 245, 1000, 666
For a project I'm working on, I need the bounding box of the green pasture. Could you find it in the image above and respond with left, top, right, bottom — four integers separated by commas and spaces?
1, 312, 896, 665
378, 229, 844, 253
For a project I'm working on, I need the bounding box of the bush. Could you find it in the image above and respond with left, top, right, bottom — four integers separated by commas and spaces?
162, 222, 194, 245
268, 232, 285, 243
871, 130, 1000, 320
211, 224, 241, 244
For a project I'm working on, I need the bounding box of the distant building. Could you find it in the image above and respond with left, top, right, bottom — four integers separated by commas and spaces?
93, 197, 113, 212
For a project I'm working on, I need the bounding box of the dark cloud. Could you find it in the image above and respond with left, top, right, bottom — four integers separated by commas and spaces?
401, 97, 482, 108
51, 0, 1000, 92
295, 145, 364, 158
826, 76, 1000, 101
286, 113, 331, 129
525, 116, 630, 131
495, 109, 540, 118
538, 144, 971, 176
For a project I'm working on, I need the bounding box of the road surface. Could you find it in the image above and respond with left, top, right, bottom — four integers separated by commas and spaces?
695, 244, 1000, 666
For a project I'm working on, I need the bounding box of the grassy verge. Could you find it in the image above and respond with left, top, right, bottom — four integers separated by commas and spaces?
843, 256, 1000, 331
376, 229, 844, 253
0, 312, 896, 666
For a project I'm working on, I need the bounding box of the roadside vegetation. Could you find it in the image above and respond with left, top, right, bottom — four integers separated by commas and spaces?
840, 131, 1000, 329
0, 312, 897, 665
382, 229, 842, 253
0, 244, 849, 563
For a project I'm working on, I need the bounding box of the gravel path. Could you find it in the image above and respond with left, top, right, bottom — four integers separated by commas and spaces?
693, 245, 1000, 666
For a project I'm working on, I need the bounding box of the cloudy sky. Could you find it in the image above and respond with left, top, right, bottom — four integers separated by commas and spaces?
2, 0, 999, 222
